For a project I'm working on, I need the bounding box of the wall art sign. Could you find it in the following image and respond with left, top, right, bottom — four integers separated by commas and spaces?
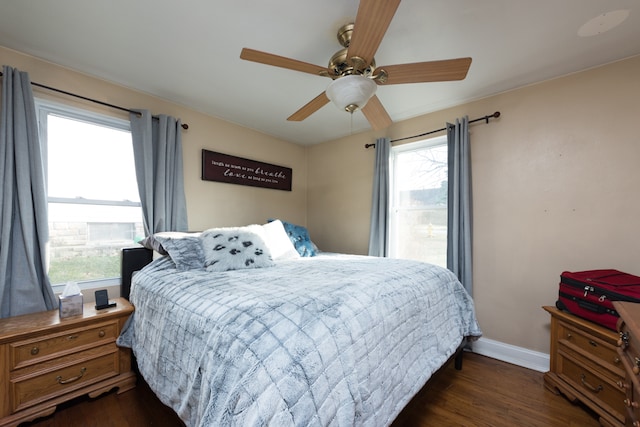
201, 149, 292, 191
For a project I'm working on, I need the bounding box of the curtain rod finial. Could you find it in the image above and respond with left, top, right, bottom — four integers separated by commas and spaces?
484, 111, 500, 123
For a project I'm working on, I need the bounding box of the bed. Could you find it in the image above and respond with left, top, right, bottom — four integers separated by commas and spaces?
117, 221, 482, 426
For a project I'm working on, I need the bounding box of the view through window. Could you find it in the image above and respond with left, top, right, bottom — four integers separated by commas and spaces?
389, 136, 448, 267
37, 101, 143, 286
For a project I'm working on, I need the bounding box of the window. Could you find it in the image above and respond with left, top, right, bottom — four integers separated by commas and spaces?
389, 136, 447, 267
88, 223, 137, 242
36, 100, 143, 287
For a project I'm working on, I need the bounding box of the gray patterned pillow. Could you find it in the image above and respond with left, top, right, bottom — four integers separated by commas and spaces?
200, 225, 275, 272
140, 232, 204, 271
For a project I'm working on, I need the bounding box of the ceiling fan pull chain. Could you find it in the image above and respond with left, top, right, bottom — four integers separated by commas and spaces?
350, 111, 354, 135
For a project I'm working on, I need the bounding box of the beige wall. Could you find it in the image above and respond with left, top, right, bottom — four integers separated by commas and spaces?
308, 55, 640, 354
0, 45, 307, 232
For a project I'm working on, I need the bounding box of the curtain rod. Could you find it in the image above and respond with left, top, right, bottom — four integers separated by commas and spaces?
0, 71, 189, 129
364, 111, 500, 149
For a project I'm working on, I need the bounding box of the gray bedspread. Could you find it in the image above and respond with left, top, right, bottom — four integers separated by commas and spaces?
117, 253, 481, 426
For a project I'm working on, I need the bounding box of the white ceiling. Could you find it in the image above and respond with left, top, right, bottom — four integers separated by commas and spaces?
1, 0, 639, 145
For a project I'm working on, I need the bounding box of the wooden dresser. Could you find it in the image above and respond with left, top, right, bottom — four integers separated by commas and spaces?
543, 306, 626, 426
0, 297, 136, 427
614, 301, 640, 426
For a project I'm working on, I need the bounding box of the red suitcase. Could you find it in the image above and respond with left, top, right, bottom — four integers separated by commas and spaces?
556, 269, 640, 331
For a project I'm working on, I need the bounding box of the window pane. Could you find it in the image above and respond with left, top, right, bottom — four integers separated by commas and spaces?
41, 105, 143, 285
48, 204, 144, 284
47, 114, 139, 202
390, 140, 447, 267
88, 223, 136, 242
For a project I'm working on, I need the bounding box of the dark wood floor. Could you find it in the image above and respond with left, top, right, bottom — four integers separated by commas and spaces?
21, 353, 599, 427
391, 352, 599, 427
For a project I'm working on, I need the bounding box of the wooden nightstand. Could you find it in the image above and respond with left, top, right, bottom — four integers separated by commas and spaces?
0, 297, 136, 427
613, 301, 640, 426
543, 306, 626, 427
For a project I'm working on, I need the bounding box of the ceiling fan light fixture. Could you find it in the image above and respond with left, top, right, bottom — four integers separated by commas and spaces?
325, 75, 377, 113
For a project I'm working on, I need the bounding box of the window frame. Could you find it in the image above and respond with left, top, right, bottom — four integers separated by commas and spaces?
388, 135, 448, 263
35, 99, 139, 293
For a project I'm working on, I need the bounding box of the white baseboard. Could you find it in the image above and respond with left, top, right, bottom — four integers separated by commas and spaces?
469, 337, 550, 373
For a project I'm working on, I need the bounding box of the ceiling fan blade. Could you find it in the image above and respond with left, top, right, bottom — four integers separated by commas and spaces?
347, 0, 401, 66
240, 48, 329, 77
378, 58, 472, 84
361, 95, 392, 130
287, 92, 330, 121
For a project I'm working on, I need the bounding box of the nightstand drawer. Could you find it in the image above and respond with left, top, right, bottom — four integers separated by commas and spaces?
617, 317, 640, 377
617, 355, 640, 424
11, 352, 119, 412
623, 385, 640, 427
557, 348, 626, 422
10, 321, 118, 370
557, 320, 622, 371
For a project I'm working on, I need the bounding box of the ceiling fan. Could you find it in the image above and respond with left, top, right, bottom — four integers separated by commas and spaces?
240, 0, 471, 131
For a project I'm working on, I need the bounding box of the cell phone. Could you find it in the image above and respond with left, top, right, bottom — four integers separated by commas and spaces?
95, 289, 115, 310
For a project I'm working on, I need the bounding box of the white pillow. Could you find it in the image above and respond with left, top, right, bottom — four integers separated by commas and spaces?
200, 225, 275, 272
262, 220, 301, 261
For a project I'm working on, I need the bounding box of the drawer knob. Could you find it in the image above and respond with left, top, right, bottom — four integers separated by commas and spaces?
98, 330, 105, 338
619, 332, 629, 349
56, 367, 86, 385
625, 398, 640, 408
580, 374, 603, 393
30, 347, 39, 356
617, 380, 628, 389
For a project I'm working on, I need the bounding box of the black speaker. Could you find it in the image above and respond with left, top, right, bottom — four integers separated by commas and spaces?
120, 247, 153, 300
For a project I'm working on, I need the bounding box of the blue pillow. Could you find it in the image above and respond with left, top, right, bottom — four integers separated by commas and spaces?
269, 219, 317, 257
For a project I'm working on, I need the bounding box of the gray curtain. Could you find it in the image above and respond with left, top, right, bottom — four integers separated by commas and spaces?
368, 137, 390, 257
130, 110, 188, 235
447, 116, 473, 295
0, 65, 57, 318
